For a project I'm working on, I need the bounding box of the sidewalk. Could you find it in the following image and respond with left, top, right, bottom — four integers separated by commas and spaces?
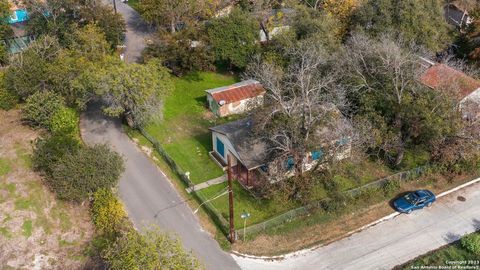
186, 175, 227, 193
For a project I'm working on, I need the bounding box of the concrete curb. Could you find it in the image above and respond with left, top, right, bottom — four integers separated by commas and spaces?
231, 176, 480, 261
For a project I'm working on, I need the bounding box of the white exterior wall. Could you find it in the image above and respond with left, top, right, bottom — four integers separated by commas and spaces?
259, 26, 291, 42
218, 95, 264, 117
460, 88, 480, 119
211, 132, 239, 166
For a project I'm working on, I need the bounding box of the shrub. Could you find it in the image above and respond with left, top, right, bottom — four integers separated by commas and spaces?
0, 86, 17, 110
102, 227, 200, 270
47, 144, 124, 202
91, 188, 127, 236
32, 135, 81, 175
0, 72, 17, 110
22, 91, 64, 128
50, 106, 79, 135
461, 233, 480, 255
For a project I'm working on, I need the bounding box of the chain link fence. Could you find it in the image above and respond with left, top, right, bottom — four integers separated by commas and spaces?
237, 165, 431, 238
138, 128, 231, 236
138, 127, 431, 240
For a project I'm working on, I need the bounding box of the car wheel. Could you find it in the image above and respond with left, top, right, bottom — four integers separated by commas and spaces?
406, 209, 412, 214
426, 202, 432, 207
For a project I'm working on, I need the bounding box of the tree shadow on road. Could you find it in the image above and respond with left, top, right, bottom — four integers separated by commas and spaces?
443, 232, 462, 243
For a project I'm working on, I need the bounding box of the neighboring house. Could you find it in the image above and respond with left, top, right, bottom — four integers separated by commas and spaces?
420, 62, 480, 119
8, 1, 29, 24
209, 116, 351, 189
259, 26, 290, 43
206, 80, 266, 117
444, 2, 473, 29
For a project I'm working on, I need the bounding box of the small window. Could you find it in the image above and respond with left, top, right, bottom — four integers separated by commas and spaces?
286, 157, 295, 170
337, 137, 349, 146
311, 150, 324, 161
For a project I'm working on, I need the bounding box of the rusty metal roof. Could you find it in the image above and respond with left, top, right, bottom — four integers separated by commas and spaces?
206, 80, 265, 105
420, 63, 480, 99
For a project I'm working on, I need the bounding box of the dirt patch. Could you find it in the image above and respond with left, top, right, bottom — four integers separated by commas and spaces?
0, 110, 94, 269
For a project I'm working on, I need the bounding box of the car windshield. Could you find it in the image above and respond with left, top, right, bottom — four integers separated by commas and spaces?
404, 193, 418, 204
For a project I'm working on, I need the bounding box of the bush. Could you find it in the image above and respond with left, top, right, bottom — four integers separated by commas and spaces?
0, 86, 17, 110
0, 72, 17, 110
50, 106, 79, 135
32, 135, 81, 175
47, 144, 124, 202
461, 233, 480, 255
91, 188, 127, 236
102, 227, 200, 270
22, 91, 64, 128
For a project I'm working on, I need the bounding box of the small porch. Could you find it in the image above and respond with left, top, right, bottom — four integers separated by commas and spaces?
232, 163, 261, 189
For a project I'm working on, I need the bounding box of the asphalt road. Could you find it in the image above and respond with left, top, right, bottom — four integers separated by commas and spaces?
112, 0, 153, 62
80, 105, 239, 270
233, 181, 480, 270
81, 2, 240, 269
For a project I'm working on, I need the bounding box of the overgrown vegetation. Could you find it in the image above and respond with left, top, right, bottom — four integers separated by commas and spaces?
398, 231, 480, 269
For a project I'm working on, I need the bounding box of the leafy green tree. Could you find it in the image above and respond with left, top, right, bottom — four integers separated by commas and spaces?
138, 0, 217, 33
5, 36, 62, 99
103, 227, 201, 270
79, 4, 126, 48
0, 0, 13, 40
291, 6, 341, 51
144, 28, 214, 76
351, 0, 455, 51
48, 144, 124, 202
341, 34, 462, 166
25, 0, 125, 48
97, 58, 173, 127
25, 0, 80, 45
207, 8, 259, 69
22, 91, 65, 128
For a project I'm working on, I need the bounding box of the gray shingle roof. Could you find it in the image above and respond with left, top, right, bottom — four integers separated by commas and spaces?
210, 118, 268, 170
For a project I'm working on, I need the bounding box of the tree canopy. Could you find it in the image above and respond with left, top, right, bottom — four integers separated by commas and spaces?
207, 8, 259, 69
351, 0, 455, 51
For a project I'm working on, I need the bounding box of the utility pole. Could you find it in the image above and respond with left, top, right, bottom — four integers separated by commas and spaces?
112, 0, 117, 14
227, 154, 235, 243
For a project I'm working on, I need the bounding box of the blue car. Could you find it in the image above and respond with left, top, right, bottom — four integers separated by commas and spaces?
393, 190, 436, 214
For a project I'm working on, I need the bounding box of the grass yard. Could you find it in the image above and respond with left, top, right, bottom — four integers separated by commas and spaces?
0, 110, 94, 269
197, 158, 396, 229
143, 72, 239, 184
396, 231, 480, 269
198, 181, 299, 229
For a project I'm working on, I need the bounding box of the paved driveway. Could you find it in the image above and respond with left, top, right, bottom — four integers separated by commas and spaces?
233, 181, 480, 270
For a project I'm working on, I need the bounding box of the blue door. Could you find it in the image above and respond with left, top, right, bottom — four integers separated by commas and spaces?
216, 137, 225, 158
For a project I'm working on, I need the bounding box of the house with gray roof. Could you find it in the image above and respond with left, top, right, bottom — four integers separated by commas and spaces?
209, 116, 352, 190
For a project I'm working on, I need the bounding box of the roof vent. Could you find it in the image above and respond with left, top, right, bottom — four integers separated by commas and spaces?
219, 100, 226, 106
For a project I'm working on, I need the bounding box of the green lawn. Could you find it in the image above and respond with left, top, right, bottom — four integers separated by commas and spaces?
198, 181, 298, 229
398, 231, 480, 269
143, 72, 239, 184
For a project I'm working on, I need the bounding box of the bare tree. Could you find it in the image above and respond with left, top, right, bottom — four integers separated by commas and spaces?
339, 33, 426, 165
244, 41, 351, 199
